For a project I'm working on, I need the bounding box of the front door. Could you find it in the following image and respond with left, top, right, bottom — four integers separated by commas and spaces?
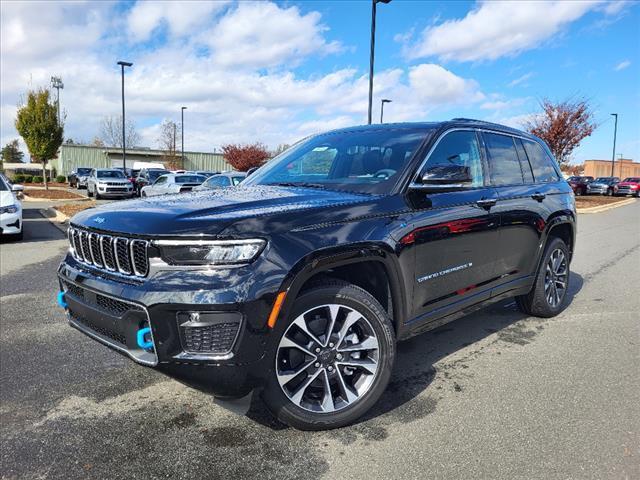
405, 129, 500, 324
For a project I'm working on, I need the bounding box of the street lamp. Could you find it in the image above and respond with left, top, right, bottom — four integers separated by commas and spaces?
181, 106, 187, 168
367, 0, 391, 125
610, 113, 618, 177
117, 61, 133, 172
50, 76, 64, 125
380, 98, 392, 123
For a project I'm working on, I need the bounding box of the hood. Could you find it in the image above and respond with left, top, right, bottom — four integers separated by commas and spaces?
617, 180, 639, 186
71, 185, 374, 236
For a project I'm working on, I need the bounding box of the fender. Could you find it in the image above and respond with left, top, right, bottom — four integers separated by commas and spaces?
533, 210, 576, 276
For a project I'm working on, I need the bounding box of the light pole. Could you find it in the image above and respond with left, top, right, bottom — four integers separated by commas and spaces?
367, 0, 391, 125
380, 98, 392, 123
181, 106, 187, 169
50, 76, 64, 125
117, 61, 133, 172
610, 113, 618, 177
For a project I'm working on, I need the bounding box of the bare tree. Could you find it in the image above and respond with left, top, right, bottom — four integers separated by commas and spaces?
98, 115, 141, 149
157, 119, 181, 169
525, 97, 597, 164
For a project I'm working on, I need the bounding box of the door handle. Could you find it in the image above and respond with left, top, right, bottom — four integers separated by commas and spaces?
476, 198, 497, 209
531, 192, 546, 202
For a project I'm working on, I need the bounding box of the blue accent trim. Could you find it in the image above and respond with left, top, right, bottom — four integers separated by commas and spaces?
57, 291, 67, 309
137, 327, 153, 351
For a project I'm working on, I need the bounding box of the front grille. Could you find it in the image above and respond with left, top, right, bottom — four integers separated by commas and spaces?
68, 227, 149, 278
62, 279, 141, 317
72, 312, 127, 346
182, 322, 240, 354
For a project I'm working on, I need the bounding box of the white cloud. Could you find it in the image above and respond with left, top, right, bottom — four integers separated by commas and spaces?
408, 64, 484, 104
508, 72, 534, 87
404, 1, 597, 62
614, 60, 631, 71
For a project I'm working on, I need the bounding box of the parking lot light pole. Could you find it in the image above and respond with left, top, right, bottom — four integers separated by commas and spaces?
50, 76, 64, 126
181, 107, 187, 169
368, 0, 391, 125
380, 99, 392, 123
610, 113, 618, 177
117, 61, 133, 172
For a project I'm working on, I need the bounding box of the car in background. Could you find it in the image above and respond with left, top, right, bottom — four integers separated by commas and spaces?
114, 167, 140, 185
87, 169, 134, 200
68, 167, 93, 189
0, 174, 24, 240
140, 173, 206, 197
134, 168, 170, 196
567, 175, 593, 196
614, 177, 640, 197
193, 171, 220, 178
586, 176, 620, 196
193, 172, 247, 191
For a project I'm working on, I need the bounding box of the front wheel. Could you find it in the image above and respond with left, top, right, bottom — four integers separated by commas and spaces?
262, 280, 396, 430
87, 187, 93, 198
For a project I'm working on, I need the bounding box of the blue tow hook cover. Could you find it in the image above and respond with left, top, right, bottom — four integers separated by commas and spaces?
137, 327, 154, 351
57, 291, 67, 309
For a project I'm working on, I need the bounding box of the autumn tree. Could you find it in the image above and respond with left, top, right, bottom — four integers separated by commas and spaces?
525, 97, 597, 164
221, 143, 270, 171
15, 88, 64, 190
157, 119, 181, 170
98, 115, 141, 149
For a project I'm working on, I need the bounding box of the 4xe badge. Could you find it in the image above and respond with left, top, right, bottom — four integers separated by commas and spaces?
93, 217, 105, 224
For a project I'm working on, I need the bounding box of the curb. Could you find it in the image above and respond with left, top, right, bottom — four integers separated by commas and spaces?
23, 194, 90, 203
39, 207, 69, 234
576, 197, 636, 214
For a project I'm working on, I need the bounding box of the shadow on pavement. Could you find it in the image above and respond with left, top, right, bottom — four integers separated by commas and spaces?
0, 205, 66, 244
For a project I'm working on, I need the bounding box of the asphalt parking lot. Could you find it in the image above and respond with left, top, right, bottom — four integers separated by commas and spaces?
1, 200, 639, 479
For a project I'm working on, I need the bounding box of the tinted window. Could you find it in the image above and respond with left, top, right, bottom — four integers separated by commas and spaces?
422, 130, 484, 187
97, 170, 125, 179
484, 133, 523, 185
154, 176, 167, 185
231, 176, 245, 185
205, 176, 228, 188
148, 170, 168, 180
522, 139, 559, 182
175, 175, 206, 184
0, 176, 8, 191
623, 177, 640, 182
77, 168, 92, 175
514, 139, 534, 183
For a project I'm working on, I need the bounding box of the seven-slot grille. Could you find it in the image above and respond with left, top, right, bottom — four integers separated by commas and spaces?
68, 226, 149, 277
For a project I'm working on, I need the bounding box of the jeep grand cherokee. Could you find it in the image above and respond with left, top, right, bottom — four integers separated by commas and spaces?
57, 119, 576, 430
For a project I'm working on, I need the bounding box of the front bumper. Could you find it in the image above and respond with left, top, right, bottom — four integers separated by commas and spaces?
586, 186, 608, 194
0, 211, 22, 234
615, 188, 638, 196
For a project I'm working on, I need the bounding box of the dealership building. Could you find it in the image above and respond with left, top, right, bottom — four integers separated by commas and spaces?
583, 158, 640, 178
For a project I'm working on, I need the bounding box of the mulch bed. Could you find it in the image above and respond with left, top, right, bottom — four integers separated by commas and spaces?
24, 182, 69, 188
24, 189, 85, 200
54, 202, 96, 218
575, 195, 633, 208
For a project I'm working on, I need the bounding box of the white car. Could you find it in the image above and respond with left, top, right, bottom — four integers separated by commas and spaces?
193, 172, 247, 191
0, 175, 24, 240
140, 173, 207, 197
87, 168, 134, 200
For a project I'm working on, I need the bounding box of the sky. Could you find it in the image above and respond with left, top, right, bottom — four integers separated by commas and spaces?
1, 0, 639, 163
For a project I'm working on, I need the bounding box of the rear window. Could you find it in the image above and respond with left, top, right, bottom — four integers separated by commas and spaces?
484, 133, 523, 186
175, 175, 206, 184
522, 139, 559, 182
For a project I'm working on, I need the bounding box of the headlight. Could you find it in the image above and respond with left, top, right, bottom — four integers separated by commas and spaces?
0, 204, 18, 214
154, 239, 266, 266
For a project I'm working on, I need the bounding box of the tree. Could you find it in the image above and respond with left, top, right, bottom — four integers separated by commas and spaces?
525, 97, 597, 164
221, 143, 270, 171
1, 140, 25, 167
98, 115, 141, 149
90, 137, 105, 147
15, 88, 63, 189
272, 143, 291, 157
157, 119, 181, 170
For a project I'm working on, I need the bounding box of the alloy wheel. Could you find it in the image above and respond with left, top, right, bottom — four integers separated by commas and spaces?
544, 248, 568, 308
276, 304, 380, 413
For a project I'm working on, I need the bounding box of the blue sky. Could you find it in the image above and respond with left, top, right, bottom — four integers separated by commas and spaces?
1, 0, 638, 163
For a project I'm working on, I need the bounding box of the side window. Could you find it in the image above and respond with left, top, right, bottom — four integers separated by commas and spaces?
484, 132, 523, 186
522, 139, 560, 183
514, 138, 534, 183
154, 176, 167, 185
422, 130, 484, 187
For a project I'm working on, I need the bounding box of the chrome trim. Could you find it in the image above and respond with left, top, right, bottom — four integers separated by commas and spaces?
114, 237, 132, 275
99, 235, 117, 272
153, 239, 265, 247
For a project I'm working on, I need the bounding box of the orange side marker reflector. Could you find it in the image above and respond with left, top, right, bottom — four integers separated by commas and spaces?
268, 291, 287, 328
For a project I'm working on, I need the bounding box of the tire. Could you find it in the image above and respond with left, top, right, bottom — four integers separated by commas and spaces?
262, 280, 396, 430
87, 187, 93, 198
141, 191, 147, 198
606, 188, 612, 196
575, 189, 582, 196
95, 191, 101, 200
516, 237, 570, 318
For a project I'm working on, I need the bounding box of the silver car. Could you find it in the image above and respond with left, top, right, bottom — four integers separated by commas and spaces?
87, 168, 134, 200
140, 173, 206, 197
586, 176, 620, 196
193, 172, 247, 191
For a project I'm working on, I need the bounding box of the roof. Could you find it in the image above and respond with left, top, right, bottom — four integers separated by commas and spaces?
59, 143, 222, 156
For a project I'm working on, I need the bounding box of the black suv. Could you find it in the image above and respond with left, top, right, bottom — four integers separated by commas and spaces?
57, 120, 576, 430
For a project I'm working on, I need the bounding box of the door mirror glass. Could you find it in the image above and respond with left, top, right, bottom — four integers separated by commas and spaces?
421, 164, 472, 184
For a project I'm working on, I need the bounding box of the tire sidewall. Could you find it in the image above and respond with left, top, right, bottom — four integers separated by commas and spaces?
263, 282, 396, 430
535, 237, 571, 316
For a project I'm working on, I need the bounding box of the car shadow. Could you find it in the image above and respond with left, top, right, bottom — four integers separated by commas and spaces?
247, 272, 584, 430
9, 206, 67, 244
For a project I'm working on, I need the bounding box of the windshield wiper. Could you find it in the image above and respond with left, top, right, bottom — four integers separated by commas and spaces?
268, 182, 327, 189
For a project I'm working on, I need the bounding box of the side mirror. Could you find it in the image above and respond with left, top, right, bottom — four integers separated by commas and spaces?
410, 164, 472, 191
11, 184, 24, 192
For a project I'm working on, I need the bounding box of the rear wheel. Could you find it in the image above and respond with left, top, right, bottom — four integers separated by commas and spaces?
516, 237, 570, 317
87, 186, 93, 198
262, 280, 395, 430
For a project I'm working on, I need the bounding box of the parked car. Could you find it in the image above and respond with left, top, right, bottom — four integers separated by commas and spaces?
193, 171, 220, 178
567, 175, 593, 196
134, 168, 170, 196
58, 119, 576, 430
86, 168, 134, 199
614, 177, 640, 197
193, 172, 247, 191
140, 173, 206, 197
585, 176, 619, 195
0, 174, 24, 240
114, 167, 140, 185
68, 167, 93, 189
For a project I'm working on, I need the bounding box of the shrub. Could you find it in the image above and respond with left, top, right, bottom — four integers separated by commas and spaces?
13, 174, 25, 183
56, 175, 66, 183
32, 175, 44, 183
23, 175, 33, 183
221, 143, 270, 171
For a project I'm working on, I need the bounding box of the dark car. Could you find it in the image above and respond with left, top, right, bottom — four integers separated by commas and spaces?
614, 177, 640, 197
567, 175, 593, 196
57, 119, 576, 430
134, 168, 170, 196
586, 176, 620, 196
68, 167, 93, 188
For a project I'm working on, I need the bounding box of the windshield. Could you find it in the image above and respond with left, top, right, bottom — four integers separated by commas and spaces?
77, 168, 92, 175
594, 177, 611, 182
232, 176, 245, 185
244, 127, 432, 194
97, 170, 125, 179
623, 177, 640, 182
0, 176, 8, 191
175, 175, 206, 184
